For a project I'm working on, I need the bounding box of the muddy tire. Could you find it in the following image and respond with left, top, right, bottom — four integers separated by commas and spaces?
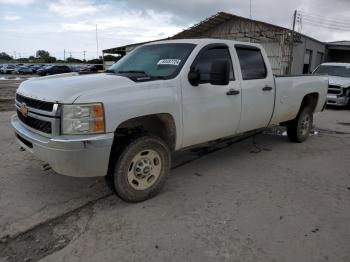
287, 107, 313, 143
109, 136, 171, 202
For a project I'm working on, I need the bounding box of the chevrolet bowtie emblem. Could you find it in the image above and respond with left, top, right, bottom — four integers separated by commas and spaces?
19, 103, 29, 117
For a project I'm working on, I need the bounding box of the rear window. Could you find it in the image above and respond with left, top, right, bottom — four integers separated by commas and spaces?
236, 47, 267, 80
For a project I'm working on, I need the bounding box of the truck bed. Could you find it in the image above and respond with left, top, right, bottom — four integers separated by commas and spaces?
269, 75, 328, 126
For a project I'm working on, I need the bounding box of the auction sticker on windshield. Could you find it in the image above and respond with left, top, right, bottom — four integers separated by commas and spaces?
157, 59, 181, 66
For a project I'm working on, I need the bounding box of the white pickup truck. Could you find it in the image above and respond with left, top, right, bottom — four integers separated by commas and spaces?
313, 62, 350, 107
12, 39, 328, 202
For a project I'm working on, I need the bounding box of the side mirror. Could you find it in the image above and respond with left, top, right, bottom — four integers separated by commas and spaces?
209, 60, 230, 86
188, 68, 200, 86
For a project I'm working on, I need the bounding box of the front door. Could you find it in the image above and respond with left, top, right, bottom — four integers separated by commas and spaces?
181, 44, 242, 148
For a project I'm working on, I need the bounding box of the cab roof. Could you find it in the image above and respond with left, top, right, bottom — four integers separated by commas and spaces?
144, 38, 264, 49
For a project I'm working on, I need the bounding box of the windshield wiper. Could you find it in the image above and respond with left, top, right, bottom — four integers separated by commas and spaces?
116, 70, 166, 80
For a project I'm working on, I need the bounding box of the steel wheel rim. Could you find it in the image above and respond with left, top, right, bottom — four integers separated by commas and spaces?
127, 149, 162, 190
299, 114, 311, 136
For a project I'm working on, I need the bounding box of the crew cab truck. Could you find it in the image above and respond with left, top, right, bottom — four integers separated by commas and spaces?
313, 63, 350, 107
11, 39, 328, 202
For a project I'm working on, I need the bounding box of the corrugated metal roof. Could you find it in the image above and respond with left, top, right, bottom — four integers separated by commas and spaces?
327, 41, 350, 46
173, 12, 290, 39
102, 11, 330, 53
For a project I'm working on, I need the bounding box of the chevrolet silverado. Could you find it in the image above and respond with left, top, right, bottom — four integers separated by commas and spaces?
12, 39, 328, 202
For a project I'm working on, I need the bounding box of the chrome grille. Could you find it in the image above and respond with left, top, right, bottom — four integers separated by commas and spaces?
17, 110, 52, 134
15, 94, 60, 136
16, 93, 54, 112
328, 85, 342, 95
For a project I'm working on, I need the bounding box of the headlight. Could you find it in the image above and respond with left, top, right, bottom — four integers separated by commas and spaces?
61, 103, 105, 135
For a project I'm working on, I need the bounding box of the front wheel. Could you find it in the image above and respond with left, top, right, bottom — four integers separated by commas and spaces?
287, 107, 313, 143
109, 136, 171, 202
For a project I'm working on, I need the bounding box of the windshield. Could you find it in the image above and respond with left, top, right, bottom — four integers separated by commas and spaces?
314, 65, 350, 78
108, 43, 195, 79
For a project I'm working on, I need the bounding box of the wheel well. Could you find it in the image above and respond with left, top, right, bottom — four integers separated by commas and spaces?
300, 93, 319, 113
115, 114, 176, 151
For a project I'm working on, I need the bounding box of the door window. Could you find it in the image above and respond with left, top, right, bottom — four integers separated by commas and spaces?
236, 47, 267, 80
193, 47, 234, 84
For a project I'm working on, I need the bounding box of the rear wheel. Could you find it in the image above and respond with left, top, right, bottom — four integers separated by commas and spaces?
287, 107, 313, 143
108, 136, 171, 202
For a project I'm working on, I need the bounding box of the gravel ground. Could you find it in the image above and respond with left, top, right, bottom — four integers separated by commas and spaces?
0, 75, 35, 112
0, 107, 349, 262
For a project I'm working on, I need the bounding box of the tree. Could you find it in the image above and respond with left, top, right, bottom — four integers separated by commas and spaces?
15, 58, 29, 63
0, 52, 13, 61
103, 54, 121, 62
66, 57, 83, 63
46, 56, 57, 63
36, 50, 50, 59
86, 58, 103, 64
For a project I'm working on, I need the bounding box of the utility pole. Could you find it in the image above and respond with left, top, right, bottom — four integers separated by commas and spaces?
249, 0, 252, 19
83, 50, 86, 61
64, 49, 66, 61
95, 24, 99, 59
13, 51, 16, 59
288, 10, 297, 74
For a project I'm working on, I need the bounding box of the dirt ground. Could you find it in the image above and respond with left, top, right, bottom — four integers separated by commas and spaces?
0, 79, 23, 111
0, 104, 349, 261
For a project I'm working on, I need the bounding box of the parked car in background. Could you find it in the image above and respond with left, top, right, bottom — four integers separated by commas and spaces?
1, 64, 16, 74
30, 65, 43, 74
69, 65, 82, 73
313, 63, 350, 107
12, 39, 328, 202
37, 65, 72, 76
80, 64, 104, 74
15, 66, 33, 74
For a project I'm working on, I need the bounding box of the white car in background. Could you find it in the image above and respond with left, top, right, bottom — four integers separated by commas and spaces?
313, 63, 350, 107
1, 64, 16, 74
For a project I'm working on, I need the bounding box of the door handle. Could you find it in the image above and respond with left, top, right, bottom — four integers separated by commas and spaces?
262, 86, 273, 91
226, 89, 240, 96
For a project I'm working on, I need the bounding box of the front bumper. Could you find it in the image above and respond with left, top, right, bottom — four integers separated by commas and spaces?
326, 94, 349, 106
11, 115, 114, 177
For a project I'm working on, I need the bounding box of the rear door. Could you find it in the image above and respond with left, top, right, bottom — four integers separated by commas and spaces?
181, 44, 242, 147
234, 45, 275, 132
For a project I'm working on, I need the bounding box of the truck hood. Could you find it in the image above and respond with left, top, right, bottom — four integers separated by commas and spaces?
328, 76, 350, 87
17, 73, 135, 103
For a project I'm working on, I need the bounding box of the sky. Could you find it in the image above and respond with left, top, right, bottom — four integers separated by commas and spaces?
1, 0, 350, 60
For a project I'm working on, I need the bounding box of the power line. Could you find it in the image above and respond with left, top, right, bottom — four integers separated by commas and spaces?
299, 11, 350, 32
302, 17, 350, 29
300, 11, 350, 25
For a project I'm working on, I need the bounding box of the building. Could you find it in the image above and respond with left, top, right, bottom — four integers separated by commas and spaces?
326, 41, 350, 63
103, 12, 346, 75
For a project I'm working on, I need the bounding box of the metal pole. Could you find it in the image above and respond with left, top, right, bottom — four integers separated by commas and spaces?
288, 10, 297, 75
96, 24, 99, 59
250, 0, 252, 19
102, 51, 105, 71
